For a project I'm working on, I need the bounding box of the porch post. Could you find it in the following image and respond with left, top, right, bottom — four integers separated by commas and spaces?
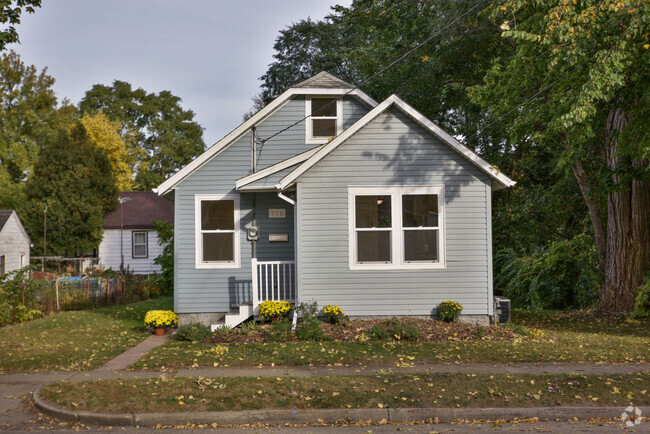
251, 258, 259, 314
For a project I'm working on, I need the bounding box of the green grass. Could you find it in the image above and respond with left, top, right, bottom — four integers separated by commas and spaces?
0, 296, 172, 372
131, 310, 649, 369
40, 372, 650, 413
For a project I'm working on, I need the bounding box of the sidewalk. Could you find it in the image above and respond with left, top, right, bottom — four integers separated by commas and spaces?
3, 333, 649, 429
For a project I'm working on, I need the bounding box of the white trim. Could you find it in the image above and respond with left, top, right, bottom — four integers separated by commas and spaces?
278, 95, 516, 191
348, 186, 446, 271
305, 97, 343, 144
157, 88, 377, 196
131, 231, 148, 258
235, 147, 320, 190
194, 193, 241, 269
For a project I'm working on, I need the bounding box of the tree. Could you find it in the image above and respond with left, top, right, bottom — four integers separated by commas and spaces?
469, 0, 650, 312
79, 81, 205, 190
0, 50, 59, 208
0, 0, 41, 51
153, 220, 173, 295
259, 17, 357, 103
21, 122, 118, 257
79, 112, 134, 191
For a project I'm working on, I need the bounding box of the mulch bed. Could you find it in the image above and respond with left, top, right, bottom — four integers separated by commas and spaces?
205, 317, 516, 344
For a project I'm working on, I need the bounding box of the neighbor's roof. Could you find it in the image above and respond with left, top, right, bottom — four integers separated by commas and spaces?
104, 192, 174, 229
0, 209, 31, 243
156, 72, 377, 196
0, 209, 13, 232
276, 95, 517, 191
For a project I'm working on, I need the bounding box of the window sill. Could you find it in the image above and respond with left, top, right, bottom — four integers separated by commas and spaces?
349, 262, 446, 271
195, 262, 241, 269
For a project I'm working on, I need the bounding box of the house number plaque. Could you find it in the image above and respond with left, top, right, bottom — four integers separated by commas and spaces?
269, 209, 286, 218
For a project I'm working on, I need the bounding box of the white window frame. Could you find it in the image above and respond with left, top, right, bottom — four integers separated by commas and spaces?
348, 186, 446, 270
132, 231, 148, 259
194, 193, 240, 269
305, 96, 343, 144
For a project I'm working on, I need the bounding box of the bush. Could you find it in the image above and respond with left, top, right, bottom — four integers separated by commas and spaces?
175, 322, 212, 342
369, 325, 391, 341
153, 220, 174, 295
323, 304, 348, 325
631, 273, 650, 319
258, 300, 292, 321
495, 235, 601, 310
294, 300, 330, 341
267, 318, 293, 342
0, 266, 46, 326
238, 320, 260, 335
144, 310, 178, 328
437, 300, 463, 323
370, 318, 420, 341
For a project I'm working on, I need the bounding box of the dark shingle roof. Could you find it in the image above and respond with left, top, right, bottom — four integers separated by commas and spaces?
103, 192, 173, 229
0, 209, 13, 232
292, 71, 356, 89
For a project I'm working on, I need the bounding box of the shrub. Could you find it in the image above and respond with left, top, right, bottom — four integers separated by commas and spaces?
370, 324, 391, 341
238, 320, 260, 335
175, 322, 212, 342
213, 325, 232, 335
258, 300, 292, 321
437, 300, 463, 323
323, 304, 348, 325
267, 318, 293, 342
144, 310, 178, 328
153, 220, 174, 295
388, 319, 421, 340
0, 266, 46, 325
370, 318, 421, 341
495, 235, 601, 310
631, 273, 650, 319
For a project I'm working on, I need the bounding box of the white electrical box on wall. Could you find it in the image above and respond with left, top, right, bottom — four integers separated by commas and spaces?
269, 234, 289, 242
269, 209, 286, 218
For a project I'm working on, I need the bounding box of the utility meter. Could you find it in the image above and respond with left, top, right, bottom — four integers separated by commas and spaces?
247, 226, 260, 241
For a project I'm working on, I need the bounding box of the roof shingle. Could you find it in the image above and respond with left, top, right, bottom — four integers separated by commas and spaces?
103, 192, 173, 229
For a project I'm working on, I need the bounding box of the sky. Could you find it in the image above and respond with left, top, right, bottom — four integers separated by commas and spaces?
11, 0, 350, 146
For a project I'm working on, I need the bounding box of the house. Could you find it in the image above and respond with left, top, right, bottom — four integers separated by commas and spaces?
0, 210, 31, 276
98, 191, 173, 274
156, 72, 515, 327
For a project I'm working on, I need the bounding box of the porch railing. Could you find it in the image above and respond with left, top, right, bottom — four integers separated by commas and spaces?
251, 258, 296, 315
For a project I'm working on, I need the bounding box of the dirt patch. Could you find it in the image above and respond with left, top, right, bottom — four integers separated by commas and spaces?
206, 317, 516, 344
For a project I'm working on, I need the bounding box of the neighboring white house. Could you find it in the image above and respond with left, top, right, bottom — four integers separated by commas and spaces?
98, 191, 173, 275
0, 210, 31, 276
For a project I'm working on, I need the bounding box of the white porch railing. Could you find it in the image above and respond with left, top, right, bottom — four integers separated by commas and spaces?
251, 258, 296, 315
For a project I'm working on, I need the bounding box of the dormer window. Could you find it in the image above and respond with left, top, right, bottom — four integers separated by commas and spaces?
306, 97, 343, 144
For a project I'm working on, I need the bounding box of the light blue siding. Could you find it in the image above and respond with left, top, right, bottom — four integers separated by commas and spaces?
173, 95, 369, 314
296, 108, 492, 316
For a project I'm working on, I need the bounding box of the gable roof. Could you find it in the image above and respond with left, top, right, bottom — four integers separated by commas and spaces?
277, 94, 516, 191
0, 209, 31, 244
156, 73, 377, 196
293, 71, 357, 89
104, 192, 174, 229
0, 209, 12, 232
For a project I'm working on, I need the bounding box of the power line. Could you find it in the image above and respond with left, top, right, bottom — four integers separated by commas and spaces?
259, 0, 490, 144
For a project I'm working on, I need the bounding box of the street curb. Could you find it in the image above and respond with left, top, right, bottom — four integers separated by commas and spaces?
32, 389, 649, 427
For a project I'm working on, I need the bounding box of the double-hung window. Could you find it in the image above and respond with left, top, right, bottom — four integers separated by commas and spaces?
132, 231, 148, 258
349, 186, 445, 270
195, 194, 240, 268
306, 97, 342, 144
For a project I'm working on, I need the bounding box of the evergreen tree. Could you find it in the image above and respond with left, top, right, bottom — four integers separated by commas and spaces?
21, 122, 118, 257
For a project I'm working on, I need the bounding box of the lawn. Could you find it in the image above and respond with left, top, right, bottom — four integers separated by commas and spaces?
39, 372, 649, 413
0, 296, 172, 372
130, 311, 649, 369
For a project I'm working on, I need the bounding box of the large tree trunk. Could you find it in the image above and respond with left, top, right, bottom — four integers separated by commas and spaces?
594, 109, 650, 313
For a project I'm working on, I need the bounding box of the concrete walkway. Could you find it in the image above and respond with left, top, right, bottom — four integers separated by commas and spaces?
2, 332, 649, 430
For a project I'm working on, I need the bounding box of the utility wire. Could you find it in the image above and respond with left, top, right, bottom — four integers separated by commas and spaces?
259, 0, 490, 144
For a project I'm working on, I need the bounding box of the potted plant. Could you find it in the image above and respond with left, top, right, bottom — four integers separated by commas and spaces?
258, 301, 292, 321
144, 310, 178, 335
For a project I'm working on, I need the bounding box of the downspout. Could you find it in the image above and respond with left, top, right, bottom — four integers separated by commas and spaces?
277, 190, 298, 330
251, 126, 257, 258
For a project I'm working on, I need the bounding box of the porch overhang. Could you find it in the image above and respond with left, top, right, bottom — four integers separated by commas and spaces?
235, 147, 320, 192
